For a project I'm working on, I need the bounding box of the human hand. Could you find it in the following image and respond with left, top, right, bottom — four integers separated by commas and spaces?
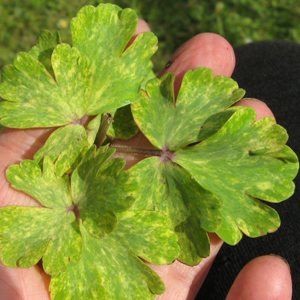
0, 20, 292, 300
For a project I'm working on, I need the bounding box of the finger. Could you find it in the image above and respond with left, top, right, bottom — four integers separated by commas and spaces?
164, 33, 236, 94
152, 234, 223, 300
0, 265, 50, 300
127, 19, 151, 47
236, 97, 275, 120
136, 19, 151, 35
226, 255, 292, 300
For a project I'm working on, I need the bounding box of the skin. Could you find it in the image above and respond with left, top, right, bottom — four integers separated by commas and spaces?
0, 20, 292, 300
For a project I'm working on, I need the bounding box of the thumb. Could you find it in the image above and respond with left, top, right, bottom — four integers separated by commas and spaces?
0, 265, 50, 300
152, 234, 223, 300
226, 255, 292, 300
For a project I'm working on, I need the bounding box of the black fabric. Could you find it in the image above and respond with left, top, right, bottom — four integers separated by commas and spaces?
197, 41, 300, 299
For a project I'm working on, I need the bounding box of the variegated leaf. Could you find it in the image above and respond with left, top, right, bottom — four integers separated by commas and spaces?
71, 4, 157, 115
29, 30, 60, 74
34, 124, 89, 176
6, 157, 72, 209
0, 44, 91, 127
126, 157, 221, 265
1, 146, 180, 298
0, 206, 81, 275
0, 4, 157, 128
132, 69, 245, 150
130, 67, 298, 247
107, 105, 139, 140
175, 107, 299, 244
50, 215, 178, 300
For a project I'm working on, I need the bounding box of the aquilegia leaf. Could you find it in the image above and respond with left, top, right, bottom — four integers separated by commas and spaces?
34, 124, 90, 176
175, 107, 299, 244
0, 3, 157, 128
132, 69, 245, 150
50, 220, 172, 300
0, 157, 81, 275
126, 157, 221, 265
0, 146, 179, 298
128, 68, 299, 261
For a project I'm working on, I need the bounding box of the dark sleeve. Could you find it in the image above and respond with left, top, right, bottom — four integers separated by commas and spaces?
197, 41, 300, 300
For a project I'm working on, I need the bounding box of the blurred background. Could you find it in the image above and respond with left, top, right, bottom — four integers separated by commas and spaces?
1, 0, 300, 71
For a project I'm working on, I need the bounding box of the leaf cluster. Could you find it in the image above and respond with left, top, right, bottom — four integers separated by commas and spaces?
0, 3, 298, 300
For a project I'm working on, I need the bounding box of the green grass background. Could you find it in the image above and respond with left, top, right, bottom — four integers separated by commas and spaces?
1, 0, 300, 70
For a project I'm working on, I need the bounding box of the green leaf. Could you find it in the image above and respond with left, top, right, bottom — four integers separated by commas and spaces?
71, 4, 157, 115
112, 210, 179, 265
0, 148, 128, 274
86, 115, 102, 146
107, 105, 139, 140
132, 69, 245, 150
130, 67, 298, 248
71, 146, 132, 212
1, 145, 180, 298
0, 4, 157, 128
126, 68, 246, 262
34, 125, 89, 176
175, 215, 210, 265
29, 30, 60, 59
0, 44, 91, 127
175, 107, 299, 244
29, 30, 60, 74
6, 157, 72, 209
50, 215, 178, 300
71, 146, 133, 237
1, 157, 82, 275
0, 207, 81, 276
197, 107, 238, 141
126, 157, 221, 265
